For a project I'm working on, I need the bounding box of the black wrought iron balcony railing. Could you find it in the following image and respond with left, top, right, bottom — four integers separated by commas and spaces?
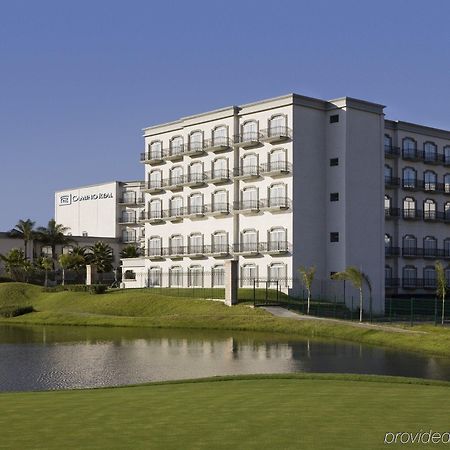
260, 126, 292, 142
384, 176, 400, 187
402, 278, 436, 290
259, 161, 292, 175
401, 179, 450, 194
205, 169, 232, 183
402, 149, 420, 161
402, 209, 423, 220
402, 148, 446, 165
120, 236, 139, 244
233, 241, 292, 254
401, 247, 450, 258
385, 277, 400, 288
140, 151, 164, 163
146, 244, 233, 258
384, 145, 400, 158
118, 216, 137, 224
385, 246, 400, 256
203, 137, 232, 151
118, 196, 145, 204
233, 197, 291, 212
233, 165, 261, 179
233, 131, 263, 147
385, 207, 400, 218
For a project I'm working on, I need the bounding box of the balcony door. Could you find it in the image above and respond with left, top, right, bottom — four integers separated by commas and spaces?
242, 230, 257, 252
242, 187, 258, 209
269, 228, 286, 251
242, 121, 257, 142
269, 184, 286, 206
148, 237, 161, 256
269, 115, 285, 136
270, 149, 286, 171
213, 190, 227, 212
242, 154, 258, 176
150, 171, 161, 189
212, 126, 227, 146
190, 194, 203, 214
150, 200, 161, 219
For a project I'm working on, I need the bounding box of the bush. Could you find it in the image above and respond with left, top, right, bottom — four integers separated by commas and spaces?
0, 305, 34, 318
90, 284, 107, 295
0, 276, 14, 283
42, 284, 91, 293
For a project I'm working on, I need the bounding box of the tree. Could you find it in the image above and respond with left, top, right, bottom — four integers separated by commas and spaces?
0, 248, 27, 281
9, 219, 36, 259
58, 253, 84, 286
298, 266, 316, 315
38, 257, 53, 288
435, 261, 447, 325
120, 245, 141, 259
332, 267, 371, 323
36, 219, 72, 262
86, 242, 114, 281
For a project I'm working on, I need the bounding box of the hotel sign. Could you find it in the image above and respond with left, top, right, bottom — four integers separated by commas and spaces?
59, 192, 114, 206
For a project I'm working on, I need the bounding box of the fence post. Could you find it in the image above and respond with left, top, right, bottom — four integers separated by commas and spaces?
410, 297, 414, 327
351, 296, 353, 321
276, 281, 279, 305
333, 295, 337, 319
253, 279, 256, 307
434, 297, 438, 326
389, 297, 392, 322
224, 260, 238, 306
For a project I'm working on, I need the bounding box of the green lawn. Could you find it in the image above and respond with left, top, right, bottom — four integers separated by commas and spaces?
0, 374, 449, 449
2, 282, 450, 358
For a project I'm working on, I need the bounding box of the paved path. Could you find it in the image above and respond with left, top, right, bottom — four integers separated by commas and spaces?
262, 306, 425, 334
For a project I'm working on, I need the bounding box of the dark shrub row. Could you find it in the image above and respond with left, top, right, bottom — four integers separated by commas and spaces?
0, 305, 34, 318
42, 284, 107, 294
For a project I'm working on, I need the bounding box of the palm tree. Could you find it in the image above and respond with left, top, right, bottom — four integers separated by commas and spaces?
38, 257, 53, 287
58, 253, 85, 285
120, 245, 141, 258
9, 219, 36, 259
86, 242, 114, 282
36, 219, 72, 262
298, 266, 316, 315
0, 248, 27, 281
435, 261, 447, 325
332, 266, 371, 323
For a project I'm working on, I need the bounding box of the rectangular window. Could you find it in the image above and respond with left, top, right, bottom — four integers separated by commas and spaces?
329, 158, 339, 166
330, 193, 339, 202
329, 114, 339, 123
330, 232, 339, 242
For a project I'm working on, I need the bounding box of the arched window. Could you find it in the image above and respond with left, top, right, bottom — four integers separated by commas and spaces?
189, 193, 204, 214
212, 190, 228, 213
384, 164, 393, 183
385, 265, 393, 282
169, 196, 183, 216
189, 162, 204, 183
242, 120, 258, 142
149, 199, 162, 219
444, 239, 450, 258
402, 138, 416, 159
212, 231, 228, 253
445, 146, 450, 165
402, 167, 416, 189
122, 191, 136, 203
170, 166, 184, 185
269, 148, 287, 171
424, 142, 437, 163
122, 229, 136, 244
149, 170, 162, 189
423, 199, 436, 220
149, 141, 162, 159
188, 265, 203, 287
423, 236, 437, 257
403, 197, 416, 218
212, 157, 228, 179
384, 195, 392, 215
384, 134, 392, 150
269, 227, 287, 251
241, 153, 259, 176
423, 266, 436, 289
268, 263, 287, 286
402, 265, 417, 288
121, 210, 136, 223
169, 235, 183, 255
241, 229, 258, 252
241, 264, 257, 286
149, 267, 161, 287
62, 245, 73, 255
169, 266, 183, 287
424, 171, 437, 191
241, 187, 258, 209
212, 126, 228, 146
268, 115, 286, 136
444, 174, 450, 194
189, 131, 203, 151
445, 202, 450, 221
148, 236, 162, 257
402, 235, 417, 256
189, 233, 203, 254
385, 233, 392, 249
269, 183, 287, 207
212, 265, 225, 287
170, 136, 184, 156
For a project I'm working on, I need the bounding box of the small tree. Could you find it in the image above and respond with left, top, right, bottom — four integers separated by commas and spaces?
39, 257, 53, 287
120, 245, 141, 259
298, 266, 316, 315
58, 253, 85, 285
435, 261, 447, 325
86, 242, 114, 283
0, 248, 27, 281
332, 266, 370, 323
9, 219, 36, 260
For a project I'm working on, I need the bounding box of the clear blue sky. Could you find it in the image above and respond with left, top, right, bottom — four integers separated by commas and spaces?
1, 0, 449, 231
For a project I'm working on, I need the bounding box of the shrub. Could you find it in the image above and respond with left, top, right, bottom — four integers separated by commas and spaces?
42, 284, 91, 293
90, 284, 107, 295
0, 305, 34, 318
0, 276, 14, 283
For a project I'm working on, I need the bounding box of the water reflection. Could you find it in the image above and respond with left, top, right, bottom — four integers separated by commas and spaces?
0, 325, 449, 392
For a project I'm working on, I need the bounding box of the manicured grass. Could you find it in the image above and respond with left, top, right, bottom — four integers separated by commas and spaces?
0, 374, 449, 449
2, 283, 450, 358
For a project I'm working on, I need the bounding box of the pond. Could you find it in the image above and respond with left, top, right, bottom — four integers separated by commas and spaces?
1, 325, 450, 391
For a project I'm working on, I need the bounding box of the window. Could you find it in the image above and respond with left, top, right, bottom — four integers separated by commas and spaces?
423, 199, 436, 220
444, 174, 450, 193
149, 267, 161, 287
268, 115, 286, 136
148, 237, 162, 256
149, 170, 162, 190
445, 239, 450, 258
189, 131, 203, 151
268, 263, 287, 287
445, 146, 450, 165
384, 134, 392, 150
445, 202, 450, 221
212, 190, 228, 213
189, 193, 203, 214
149, 199, 162, 219
423, 236, 437, 257
169, 266, 183, 287
212, 126, 228, 146
241, 264, 257, 286
402, 138, 416, 159
402, 235, 417, 256
269, 183, 287, 207
170, 235, 183, 255
62, 245, 73, 255
122, 229, 136, 243
402, 266, 417, 288
330, 232, 339, 242
329, 158, 339, 166
122, 191, 136, 203
424, 142, 437, 163
424, 171, 437, 191
169, 196, 183, 216
168, 136, 183, 157
329, 114, 339, 123
241, 153, 259, 176
149, 141, 162, 159
121, 210, 136, 223
212, 265, 225, 287
241, 187, 258, 209
188, 265, 203, 287
189, 162, 204, 183
212, 231, 228, 253
385, 265, 393, 281
189, 233, 203, 254
384, 164, 393, 183
241, 229, 258, 251
402, 167, 416, 189
385, 233, 392, 249
123, 270, 136, 280
242, 121, 258, 142
212, 158, 228, 179
170, 166, 183, 185
269, 148, 287, 171
423, 266, 436, 288
269, 227, 287, 251
330, 192, 339, 202
385, 195, 392, 214
403, 197, 416, 218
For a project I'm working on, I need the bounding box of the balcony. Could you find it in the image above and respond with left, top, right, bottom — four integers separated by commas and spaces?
385, 246, 400, 257
402, 278, 436, 290
208, 202, 231, 216
185, 244, 205, 258
233, 242, 260, 256
118, 195, 145, 205
118, 216, 138, 225
402, 149, 420, 162
203, 137, 232, 153
207, 169, 231, 184
140, 151, 164, 165
402, 179, 421, 191
209, 244, 232, 256
233, 166, 261, 181
402, 209, 422, 220
165, 145, 185, 161
385, 207, 400, 219
120, 237, 140, 244
145, 247, 167, 260
185, 205, 207, 218
139, 210, 166, 224
143, 181, 164, 194
260, 126, 292, 144
260, 161, 292, 177
163, 176, 184, 191
166, 207, 186, 222
384, 176, 400, 189
418, 150, 442, 165
385, 277, 400, 288
185, 173, 207, 188
261, 241, 292, 255
185, 143, 206, 157
233, 199, 261, 214
233, 132, 262, 149
260, 197, 291, 212
384, 145, 400, 158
